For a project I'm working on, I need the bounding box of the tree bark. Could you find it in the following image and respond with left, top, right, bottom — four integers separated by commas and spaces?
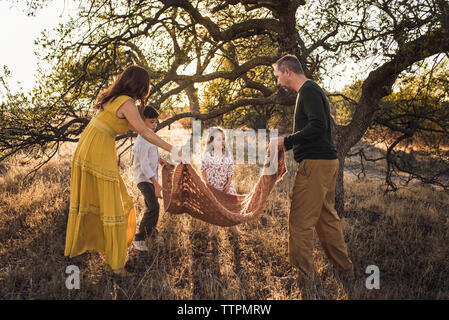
331, 26, 449, 215
184, 83, 200, 127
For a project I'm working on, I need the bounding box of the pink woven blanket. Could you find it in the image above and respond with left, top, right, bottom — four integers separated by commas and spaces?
161, 147, 287, 226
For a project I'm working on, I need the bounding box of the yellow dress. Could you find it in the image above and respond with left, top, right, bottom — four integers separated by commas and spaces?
64, 95, 137, 270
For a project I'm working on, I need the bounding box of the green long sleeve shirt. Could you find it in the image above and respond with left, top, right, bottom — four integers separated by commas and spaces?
283, 80, 337, 163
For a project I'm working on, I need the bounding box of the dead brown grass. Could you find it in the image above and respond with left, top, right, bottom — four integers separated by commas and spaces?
1, 128, 448, 300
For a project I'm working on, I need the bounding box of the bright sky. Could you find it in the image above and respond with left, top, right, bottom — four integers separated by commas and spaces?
0, 0, 355, 95
0, 0, 77, 93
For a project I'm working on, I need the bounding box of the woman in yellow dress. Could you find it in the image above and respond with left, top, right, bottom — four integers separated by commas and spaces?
64, 65, 179, 275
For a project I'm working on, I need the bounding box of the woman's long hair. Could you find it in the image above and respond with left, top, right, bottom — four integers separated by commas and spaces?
94, 65, 150, 111
205, 127, 230, 157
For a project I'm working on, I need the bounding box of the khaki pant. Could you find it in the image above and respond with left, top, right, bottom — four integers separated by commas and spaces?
289, 159, 353, 277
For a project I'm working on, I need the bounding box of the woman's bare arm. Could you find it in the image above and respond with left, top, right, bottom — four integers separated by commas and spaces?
117, 100, 173, 152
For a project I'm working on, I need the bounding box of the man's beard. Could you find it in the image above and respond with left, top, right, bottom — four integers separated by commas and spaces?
278, 85, 292, 93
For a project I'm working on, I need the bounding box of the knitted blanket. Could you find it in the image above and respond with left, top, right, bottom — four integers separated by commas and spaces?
161, 147, 287, 226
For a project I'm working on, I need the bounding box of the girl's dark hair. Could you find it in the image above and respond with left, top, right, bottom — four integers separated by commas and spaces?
94, 65, 150, 111
142, 106, 159, 119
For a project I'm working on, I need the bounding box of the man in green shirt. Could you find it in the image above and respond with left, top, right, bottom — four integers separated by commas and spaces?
271, 54, 354, 280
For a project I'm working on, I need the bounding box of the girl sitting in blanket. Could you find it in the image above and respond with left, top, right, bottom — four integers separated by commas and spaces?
201, 127, 241, 236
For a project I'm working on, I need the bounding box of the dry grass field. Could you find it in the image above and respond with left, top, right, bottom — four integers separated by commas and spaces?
0, 126, 448, 300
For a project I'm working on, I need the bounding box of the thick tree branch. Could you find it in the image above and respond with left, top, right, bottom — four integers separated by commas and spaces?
162, 0, 283, 40
337, 27, 449, 154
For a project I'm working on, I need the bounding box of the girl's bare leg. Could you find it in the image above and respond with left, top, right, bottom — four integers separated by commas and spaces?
209, 225, 217, 236
230, 225, 241, 235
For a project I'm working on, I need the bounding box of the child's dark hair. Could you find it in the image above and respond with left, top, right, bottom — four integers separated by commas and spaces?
142, 106, 159, 119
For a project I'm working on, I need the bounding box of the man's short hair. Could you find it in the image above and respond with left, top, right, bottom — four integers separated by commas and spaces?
142, 106, 159, 119
273, 54, 304, 75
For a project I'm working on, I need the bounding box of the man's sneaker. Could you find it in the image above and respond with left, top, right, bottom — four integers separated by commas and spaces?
133, 240, 149, 251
